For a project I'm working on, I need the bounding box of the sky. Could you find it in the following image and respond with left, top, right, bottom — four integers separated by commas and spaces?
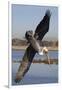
12, 4, 58, 41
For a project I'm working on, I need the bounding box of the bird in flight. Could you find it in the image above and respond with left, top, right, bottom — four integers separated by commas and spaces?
15, 10, 51, 83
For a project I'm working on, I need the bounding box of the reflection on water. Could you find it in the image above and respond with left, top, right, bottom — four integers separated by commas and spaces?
12, 50, 58, 85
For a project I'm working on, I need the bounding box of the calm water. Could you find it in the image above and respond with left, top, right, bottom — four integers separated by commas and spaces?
12, 49, 58, 85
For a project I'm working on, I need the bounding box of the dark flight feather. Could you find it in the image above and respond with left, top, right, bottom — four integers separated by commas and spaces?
34, 10, 51, 40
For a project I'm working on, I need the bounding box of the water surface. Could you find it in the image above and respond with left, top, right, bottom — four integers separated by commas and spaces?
12, 49, 58, 85
12, 49, 58, 61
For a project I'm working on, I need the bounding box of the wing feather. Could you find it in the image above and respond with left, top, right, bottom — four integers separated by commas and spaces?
15, 45, 36, 83
34, 10, 51, 40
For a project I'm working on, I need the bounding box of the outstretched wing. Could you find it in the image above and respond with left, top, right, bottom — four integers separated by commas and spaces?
34, 10, 51, 40
15, 45, 36, 83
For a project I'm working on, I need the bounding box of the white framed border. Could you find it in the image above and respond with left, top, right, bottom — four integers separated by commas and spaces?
8, 0, 62, 89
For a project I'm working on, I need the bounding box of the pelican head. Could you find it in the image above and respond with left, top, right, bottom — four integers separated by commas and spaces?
42, 47, 48, 54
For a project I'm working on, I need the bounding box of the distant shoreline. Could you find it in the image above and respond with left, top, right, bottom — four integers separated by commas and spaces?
13, 59, 58, 64
12, 46, 58, 51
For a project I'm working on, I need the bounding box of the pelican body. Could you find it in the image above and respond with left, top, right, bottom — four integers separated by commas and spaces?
25, 31, 41, 53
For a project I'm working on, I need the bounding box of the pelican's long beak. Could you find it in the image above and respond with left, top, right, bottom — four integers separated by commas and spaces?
46, 53, 50, 64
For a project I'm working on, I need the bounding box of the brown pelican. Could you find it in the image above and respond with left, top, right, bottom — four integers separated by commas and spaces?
25, 30, 50, 63
15, 10, 51, 83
